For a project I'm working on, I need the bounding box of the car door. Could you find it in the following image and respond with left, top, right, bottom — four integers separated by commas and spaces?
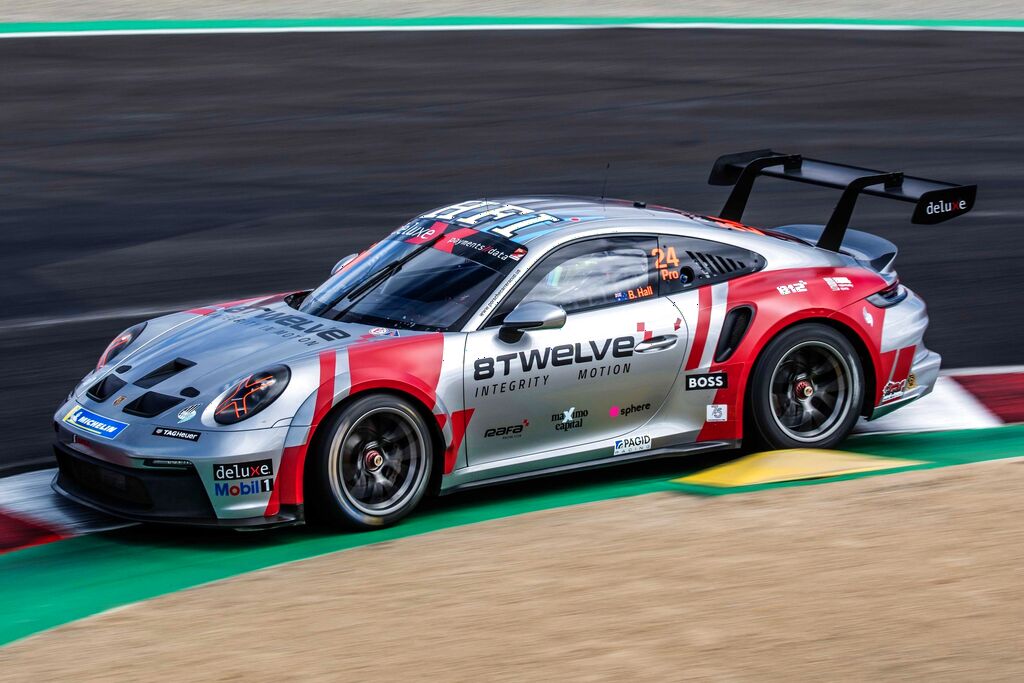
653, 233, 767, 432
463, 236, 689, 466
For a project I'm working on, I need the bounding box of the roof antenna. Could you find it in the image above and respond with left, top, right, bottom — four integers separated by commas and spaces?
600, 161, 611, 208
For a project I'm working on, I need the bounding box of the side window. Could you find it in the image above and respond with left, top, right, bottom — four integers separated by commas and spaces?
487, 236, 657, 325
653, 236, 765, 294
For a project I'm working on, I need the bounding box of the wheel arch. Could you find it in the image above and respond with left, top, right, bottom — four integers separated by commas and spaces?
301, 387, 448, 502
741, 315, 877, 428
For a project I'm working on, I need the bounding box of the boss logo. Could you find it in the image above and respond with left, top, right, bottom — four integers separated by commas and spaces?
685, 373, 728, 391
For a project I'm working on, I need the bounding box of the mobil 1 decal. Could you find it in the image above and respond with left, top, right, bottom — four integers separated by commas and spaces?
472, 335, 635, 398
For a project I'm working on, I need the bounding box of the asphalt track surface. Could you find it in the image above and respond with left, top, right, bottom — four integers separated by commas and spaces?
1, 29, 1022, 473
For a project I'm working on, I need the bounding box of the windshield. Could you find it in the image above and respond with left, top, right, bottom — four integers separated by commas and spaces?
299, 219, 527, 331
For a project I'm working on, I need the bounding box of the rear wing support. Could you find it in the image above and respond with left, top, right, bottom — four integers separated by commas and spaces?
708, 149, 976, 252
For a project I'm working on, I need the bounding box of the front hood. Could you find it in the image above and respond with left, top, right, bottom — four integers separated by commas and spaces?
72, 298, 421, 430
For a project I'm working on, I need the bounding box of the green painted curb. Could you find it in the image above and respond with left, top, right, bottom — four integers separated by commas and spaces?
0, 461, 694, 647
1, 17, 1024, 36
1, 424, 1021, 647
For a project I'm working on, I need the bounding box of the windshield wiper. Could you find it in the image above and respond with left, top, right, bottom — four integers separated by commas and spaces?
331, 232, 446, 319
342, 260, 401, 303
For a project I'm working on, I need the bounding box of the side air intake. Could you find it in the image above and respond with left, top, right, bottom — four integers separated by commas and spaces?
714, 306, 754, 363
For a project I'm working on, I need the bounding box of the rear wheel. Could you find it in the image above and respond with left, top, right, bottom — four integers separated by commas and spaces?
307, 394, 434, 530
747, 324, 863, 450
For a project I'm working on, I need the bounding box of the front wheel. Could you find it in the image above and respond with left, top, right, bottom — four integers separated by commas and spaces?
306, 394, 435, 530
747, 323, 864, 450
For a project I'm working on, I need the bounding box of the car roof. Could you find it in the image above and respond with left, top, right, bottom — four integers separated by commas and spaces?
419, 195, 726, 242
413, 195, 837, 269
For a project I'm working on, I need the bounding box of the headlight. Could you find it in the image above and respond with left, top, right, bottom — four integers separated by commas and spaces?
214, 365, 291, 425
97, 322, 147, 369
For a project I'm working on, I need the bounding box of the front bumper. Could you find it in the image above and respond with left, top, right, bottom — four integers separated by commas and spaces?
53, 443, 302, 528
52, 408, 302, 529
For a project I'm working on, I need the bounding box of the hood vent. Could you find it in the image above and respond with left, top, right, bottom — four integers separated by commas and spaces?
134, 358, 196, 389
87, 374, 127, 402
123, 391, 184, 418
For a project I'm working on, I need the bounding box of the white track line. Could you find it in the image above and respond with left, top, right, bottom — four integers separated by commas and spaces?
3, 22, 1024, 40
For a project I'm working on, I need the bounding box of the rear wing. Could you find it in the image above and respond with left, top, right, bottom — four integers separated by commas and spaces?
708, 149, 976, 252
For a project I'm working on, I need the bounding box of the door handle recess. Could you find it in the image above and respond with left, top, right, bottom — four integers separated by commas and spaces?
634, 334, 678, 353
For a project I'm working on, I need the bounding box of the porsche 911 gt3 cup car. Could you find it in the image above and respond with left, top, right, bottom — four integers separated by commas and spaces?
52, 150, 976, 529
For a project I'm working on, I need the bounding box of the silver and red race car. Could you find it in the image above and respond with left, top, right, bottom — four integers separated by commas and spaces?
52, 150, 975, 530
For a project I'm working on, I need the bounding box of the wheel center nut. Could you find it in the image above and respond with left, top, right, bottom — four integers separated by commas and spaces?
364, 449, 384, 472
794, 380, 814, 399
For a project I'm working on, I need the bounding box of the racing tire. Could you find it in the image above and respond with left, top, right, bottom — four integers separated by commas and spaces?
746, 323, 864, 450
307, 393, 435, 530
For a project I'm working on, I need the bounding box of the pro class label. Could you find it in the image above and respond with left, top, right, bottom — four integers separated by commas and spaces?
153, 427, 200, 442
214, 459, 274, 481
685, 372, 728, 391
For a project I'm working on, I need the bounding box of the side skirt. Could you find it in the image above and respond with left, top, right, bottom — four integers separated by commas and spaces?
439, 440, 737, 495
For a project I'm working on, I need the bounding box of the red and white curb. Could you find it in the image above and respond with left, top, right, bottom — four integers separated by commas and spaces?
856, 367, 1024, 435
2, 366, 1021, 553
0, 469, 133, 552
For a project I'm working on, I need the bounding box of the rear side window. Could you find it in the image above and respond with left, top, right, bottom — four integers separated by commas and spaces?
653, 236, 765, 293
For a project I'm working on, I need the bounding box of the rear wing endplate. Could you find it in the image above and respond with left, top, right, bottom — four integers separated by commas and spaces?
708, 149, 977, 252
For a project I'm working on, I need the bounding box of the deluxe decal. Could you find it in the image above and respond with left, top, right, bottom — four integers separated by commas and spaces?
214, 459, 274, 481
685, 372, 728, 391
472, 336, 635, 397
613, 434, 652, 455
62, 405, 128, 440
923, 198, 968, 217
393, 221, 440, 242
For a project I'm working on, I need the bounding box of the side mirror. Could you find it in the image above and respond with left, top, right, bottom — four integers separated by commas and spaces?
498, 301, 566, 343
331, 253, 359, 275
